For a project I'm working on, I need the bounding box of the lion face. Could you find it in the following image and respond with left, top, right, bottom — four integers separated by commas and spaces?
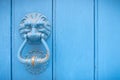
19, 12, 51, 42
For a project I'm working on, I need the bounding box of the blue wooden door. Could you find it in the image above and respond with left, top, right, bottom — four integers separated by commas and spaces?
55, 0, 94, 79
97, 0, 120, 80
0, 0, 120, 80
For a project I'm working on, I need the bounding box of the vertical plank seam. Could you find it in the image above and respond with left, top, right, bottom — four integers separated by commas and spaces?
10, 0, 13, 80
52, 0, 53, 79
94, 0, 98, 80
52, 0, 56, 79
93, 0, 95, 79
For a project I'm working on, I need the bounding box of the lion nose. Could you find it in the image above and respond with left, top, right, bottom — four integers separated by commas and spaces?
27, 27, 41, 42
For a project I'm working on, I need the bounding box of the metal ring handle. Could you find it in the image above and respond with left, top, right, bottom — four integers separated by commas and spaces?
17, 37, 50, 65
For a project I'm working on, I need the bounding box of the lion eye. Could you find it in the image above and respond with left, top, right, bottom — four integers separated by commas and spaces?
25, 24, 32, 29
36, 24, 44, 29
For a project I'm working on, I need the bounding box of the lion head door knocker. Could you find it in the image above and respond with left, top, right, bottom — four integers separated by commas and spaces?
17, 12, 51, 74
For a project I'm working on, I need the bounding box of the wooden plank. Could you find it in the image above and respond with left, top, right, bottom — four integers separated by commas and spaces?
12, 0, 52, 80
55, 0, 94, 79
98, 0, 120, 79
0, 0, 11, 80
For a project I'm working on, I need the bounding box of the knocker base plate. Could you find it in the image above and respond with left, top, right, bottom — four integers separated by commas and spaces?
25, 50, 48, 74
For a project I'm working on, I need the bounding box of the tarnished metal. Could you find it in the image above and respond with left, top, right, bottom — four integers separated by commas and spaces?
17, 12, 51, 74
25, 50, 48, 74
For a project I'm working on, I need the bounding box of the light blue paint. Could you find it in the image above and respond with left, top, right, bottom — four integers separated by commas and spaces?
55, 0, 94, 80
0, 0, 120, 80
98, 0, 120, 80
0, 0, 11, 80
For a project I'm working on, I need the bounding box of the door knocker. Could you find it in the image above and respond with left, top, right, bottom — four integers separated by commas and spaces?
17, 12, 51, 74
